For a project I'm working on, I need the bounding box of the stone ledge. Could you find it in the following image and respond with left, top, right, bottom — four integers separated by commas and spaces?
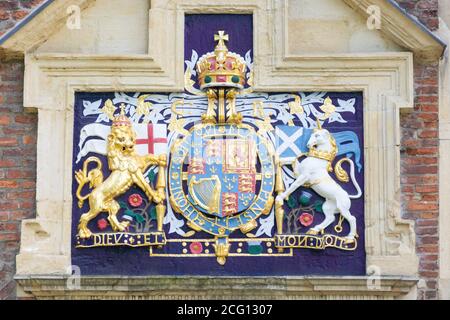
15, 275, 418, 300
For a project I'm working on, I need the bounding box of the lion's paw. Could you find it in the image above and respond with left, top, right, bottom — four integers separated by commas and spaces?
78, 228, 92, 239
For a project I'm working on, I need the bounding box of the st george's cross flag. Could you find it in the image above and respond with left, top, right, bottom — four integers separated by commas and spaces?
134, 124, 168, 156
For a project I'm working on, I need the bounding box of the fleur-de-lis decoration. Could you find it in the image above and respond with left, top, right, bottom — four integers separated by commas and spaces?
168, 118, 189, 136
253, 101, 265, 118
101, 99, 116, 120
256, 115, 274, 135
319, 97, 336, 120
239, 193, 251, 204
168, 100, 189, 136
288, 95, 304, 116
136, 94, 152, 117
253, 101, 274, 134
223, 176, 236, 184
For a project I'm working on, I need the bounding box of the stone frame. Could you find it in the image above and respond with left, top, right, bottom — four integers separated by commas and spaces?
15, 275, 418, 300
12, 0, 426, 298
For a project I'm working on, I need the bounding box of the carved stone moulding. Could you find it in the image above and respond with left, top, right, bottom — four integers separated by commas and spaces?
15, 276, 418, 300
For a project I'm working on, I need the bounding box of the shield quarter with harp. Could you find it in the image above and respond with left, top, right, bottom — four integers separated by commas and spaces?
189, 175, 221, 214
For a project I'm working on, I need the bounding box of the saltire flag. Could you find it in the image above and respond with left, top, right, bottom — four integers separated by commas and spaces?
275, 126, 312, 161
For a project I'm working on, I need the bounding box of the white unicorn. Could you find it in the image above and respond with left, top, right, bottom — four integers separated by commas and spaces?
275, 123, 362, 242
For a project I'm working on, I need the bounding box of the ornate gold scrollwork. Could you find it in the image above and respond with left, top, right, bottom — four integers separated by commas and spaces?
274, 158, 285, 237
213, 238, 231, 265
262, 196, 274, 216
239, 219, 258, 234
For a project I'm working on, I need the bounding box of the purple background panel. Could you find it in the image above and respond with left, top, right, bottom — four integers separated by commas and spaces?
185, 14, 253, 63
71, 92, 365, 277
185, 14, 253, 90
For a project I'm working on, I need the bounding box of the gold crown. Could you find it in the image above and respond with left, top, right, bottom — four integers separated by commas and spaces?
196, 31, 247, 90
112, 104, 131, 127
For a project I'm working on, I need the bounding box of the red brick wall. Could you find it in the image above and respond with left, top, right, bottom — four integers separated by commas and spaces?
396, 0, 440, 300
0, 0, 41, 301
396, 0, 439, 31
0, 63, 37, 300
0, 0, 46, 36
401, 62, 440, 300
0, 0, 443, 300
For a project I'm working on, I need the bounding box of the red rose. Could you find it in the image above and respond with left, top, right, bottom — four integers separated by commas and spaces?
299, 212, 314, 227
97, 218, 108, 230
189, 242, 203, 254
128, 194, 143, 207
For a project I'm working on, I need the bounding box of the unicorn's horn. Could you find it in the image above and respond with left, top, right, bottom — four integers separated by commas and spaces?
316, 119, 322, 130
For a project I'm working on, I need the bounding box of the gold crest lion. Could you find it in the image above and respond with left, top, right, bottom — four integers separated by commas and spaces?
75, 105, 167, 239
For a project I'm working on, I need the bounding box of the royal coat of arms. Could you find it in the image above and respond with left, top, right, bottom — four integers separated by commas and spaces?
73, 24, 365, 273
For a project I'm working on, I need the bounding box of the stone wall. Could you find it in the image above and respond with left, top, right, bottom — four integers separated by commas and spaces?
0, 0, 444, 300
0, 62, 37, 300
396, 0, 441, 300
0, 0, 41, 300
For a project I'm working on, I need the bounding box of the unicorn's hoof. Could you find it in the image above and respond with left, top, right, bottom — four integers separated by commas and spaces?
343, 237, 356, 244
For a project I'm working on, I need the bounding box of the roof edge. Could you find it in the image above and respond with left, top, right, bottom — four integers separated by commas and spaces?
0, 0, 447, 62
387, 0, 447, 52
0, 0, 55, 46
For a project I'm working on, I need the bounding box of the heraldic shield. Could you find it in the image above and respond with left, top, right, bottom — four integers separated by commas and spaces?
187, 126, 257, 218
169, 123, 275, 238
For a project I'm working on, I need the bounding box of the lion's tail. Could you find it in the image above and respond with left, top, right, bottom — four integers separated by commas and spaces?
75, 157, 104, 208
334, 158, 362, 199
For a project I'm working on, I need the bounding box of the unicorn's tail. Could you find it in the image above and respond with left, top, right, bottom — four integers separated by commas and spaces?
335, 158, 362, 199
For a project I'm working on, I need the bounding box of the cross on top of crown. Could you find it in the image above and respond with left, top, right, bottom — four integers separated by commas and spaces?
214, 31, 229, 47
119, 103, 126, 115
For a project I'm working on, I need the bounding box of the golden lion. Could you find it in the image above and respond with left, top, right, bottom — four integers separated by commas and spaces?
75, 109, 167, 239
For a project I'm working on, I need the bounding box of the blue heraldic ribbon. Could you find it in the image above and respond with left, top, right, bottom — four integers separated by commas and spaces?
275, 126, 362, 172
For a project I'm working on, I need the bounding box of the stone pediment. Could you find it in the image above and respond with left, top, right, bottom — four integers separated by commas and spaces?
0, 0, 446, 61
